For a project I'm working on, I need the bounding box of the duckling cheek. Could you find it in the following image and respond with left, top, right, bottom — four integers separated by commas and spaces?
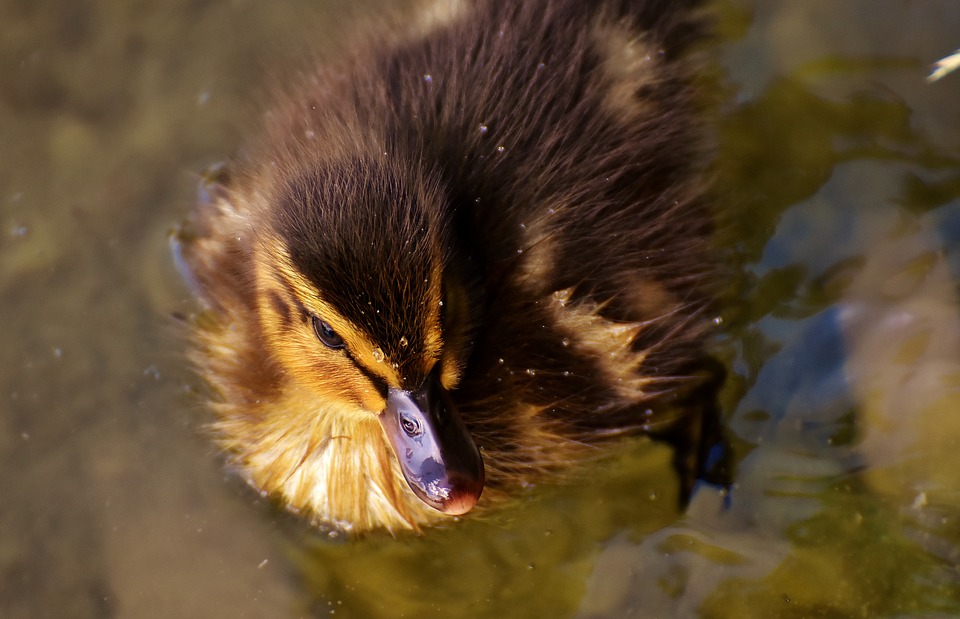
379, 384, 484, 515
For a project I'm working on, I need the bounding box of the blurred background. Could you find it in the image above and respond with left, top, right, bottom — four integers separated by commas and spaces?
2, 1, 959, 616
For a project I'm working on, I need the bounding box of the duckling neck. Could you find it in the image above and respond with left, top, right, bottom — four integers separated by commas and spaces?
217, 383, 443, 532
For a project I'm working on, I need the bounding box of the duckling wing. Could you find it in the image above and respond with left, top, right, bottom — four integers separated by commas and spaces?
173, 164, 256, 313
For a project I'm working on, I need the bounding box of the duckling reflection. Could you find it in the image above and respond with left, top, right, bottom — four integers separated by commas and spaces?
177, 0, 721, 533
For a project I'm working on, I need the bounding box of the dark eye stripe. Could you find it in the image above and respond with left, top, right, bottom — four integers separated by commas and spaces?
308, 312, 389, 398
290, 297, 311, 324
344, 348, 389, 398
267, 291, 292, 328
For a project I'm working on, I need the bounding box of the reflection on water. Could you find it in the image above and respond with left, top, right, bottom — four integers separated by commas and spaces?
1, 0, 959, 617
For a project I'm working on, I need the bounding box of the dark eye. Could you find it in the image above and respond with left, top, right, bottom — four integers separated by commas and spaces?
400, 412, 422, 438
312, 316, 345, 350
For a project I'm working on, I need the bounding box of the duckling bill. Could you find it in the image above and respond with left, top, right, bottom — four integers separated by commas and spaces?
178, 0, 721, 533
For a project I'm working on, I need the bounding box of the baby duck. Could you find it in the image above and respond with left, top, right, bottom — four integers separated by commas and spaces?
178, 0, 718, 533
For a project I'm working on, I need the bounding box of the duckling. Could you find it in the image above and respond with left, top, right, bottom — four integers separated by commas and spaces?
177, 0, 720, 533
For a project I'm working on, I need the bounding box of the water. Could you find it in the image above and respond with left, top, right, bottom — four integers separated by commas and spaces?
2, 0, 959, 617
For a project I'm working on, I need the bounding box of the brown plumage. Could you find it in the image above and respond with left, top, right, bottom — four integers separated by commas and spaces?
177, 0, 720, 533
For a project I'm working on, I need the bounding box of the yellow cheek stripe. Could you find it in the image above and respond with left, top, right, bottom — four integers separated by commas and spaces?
422, 255, 445, 371
261, 238, 404, 388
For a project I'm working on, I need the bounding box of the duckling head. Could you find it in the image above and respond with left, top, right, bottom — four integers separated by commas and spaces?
249, 155, 484, 523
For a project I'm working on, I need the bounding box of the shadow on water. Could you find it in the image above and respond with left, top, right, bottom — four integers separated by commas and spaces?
705, 24, 960, 617
287, 441, 683, 618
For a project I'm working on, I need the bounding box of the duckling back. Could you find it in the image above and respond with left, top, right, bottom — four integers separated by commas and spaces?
180, 0, 719, 532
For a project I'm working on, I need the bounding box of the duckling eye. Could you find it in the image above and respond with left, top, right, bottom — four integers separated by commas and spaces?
312, 316, 345, 350
400, 412, 422, 438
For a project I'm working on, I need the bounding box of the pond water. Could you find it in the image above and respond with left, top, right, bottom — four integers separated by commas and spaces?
2, 1, 959, 617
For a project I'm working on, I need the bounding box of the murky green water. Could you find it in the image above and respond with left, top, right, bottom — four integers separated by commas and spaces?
2, 1, 959, 617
